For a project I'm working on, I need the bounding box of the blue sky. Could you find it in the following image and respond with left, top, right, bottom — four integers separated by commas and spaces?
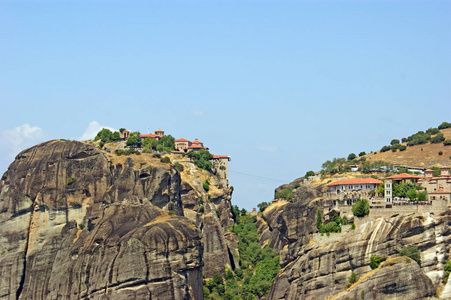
1, 0, 450, 210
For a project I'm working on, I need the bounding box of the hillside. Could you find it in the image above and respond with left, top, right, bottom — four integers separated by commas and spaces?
364, 127, 451, 167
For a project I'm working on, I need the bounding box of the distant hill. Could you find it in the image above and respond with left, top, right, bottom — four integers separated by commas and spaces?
365, 128, 451, 168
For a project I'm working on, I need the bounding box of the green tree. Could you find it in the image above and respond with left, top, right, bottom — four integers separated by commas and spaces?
159, 134, 175, 150
426, 128, 440, 135
359, 151, 366, 157
438, 122, 451, 130
316, 209, 322, 230
444, 140, 451, 146
430, 133, 445, 144
111, 131, 121, 141
119, 128, 126, 133
186, 149, 213, 171
352, 199, 369, 217
275, 188, 294, 201
417, 191, 427, 202
390, 139, 400, 145
348, 153, 357, 161
406, 189, 417, 200
305, 170, 315, 178
94, 128, 113, 143
257, 202, 270, 213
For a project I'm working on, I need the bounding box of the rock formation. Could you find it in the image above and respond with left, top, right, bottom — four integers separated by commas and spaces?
0, 140, 236, 299
265, 207, 451, 299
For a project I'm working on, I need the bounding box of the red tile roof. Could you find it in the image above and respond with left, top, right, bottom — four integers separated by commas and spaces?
212, 155, 229, 159
175, 138, 190, 142
192, 139, 202, 144
141, 134, 158, 138
386, 173, 422, 180
188, 145, 203, 149
327, 178, 383, 187
155, 129, 164, 132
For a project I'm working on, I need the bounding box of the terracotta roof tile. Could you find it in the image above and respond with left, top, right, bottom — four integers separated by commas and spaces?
387, 173, 422, 180
327, 178, 383, 187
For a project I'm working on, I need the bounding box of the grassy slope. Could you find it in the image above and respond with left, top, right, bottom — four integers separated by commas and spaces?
364, 128, 451, 168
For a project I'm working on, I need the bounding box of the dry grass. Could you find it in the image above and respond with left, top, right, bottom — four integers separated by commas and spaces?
365, 128, 451, 168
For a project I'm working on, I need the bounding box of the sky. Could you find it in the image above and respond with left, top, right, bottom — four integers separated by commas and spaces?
0, 0, 450, 210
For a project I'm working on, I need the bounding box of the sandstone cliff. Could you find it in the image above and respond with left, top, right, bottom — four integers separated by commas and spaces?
266, 208, 451, 299
0, 140, 236, 299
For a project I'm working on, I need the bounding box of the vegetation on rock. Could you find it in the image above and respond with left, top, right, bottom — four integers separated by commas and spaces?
399, 246, 421, 265
370, 255, 385, 269
275, 188, 294, 200
186, 149, 213, 171
352, 199, 369, 217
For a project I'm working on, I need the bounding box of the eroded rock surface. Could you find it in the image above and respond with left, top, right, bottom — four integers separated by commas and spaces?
267, 212, 451, 299
0, 140, 235, 299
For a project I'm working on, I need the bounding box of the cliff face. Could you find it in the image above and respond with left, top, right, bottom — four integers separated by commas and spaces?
0, 140, 235, 299
266, 211, 451, 299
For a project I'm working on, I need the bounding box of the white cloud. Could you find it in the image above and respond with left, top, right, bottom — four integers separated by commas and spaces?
191, 109, 204, 116
255, 144, 277, 152
1, 124, 44, 160
79, 121, 117, 141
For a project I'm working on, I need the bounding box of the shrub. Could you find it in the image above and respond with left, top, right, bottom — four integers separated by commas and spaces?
439, 151, 443, 156
153, 153, 161, 158
294, 183, 301, 188
348, 153, 357, 161
359, 151, 366, 157
67, 177, 76, 186
431, 133, 445, 144
275, 188, 294, 201
426, 128, 440, 135
444, 140, 451, 146
160, 156, 170, 163
219, 165, 226, 170
399, 145, 407, 151
438, 122, 451, 130
203, 181, 210, 192
352, 199, 369, 217
174, 162, 184, 171
168, 210, 176, 215
199, 205, 204, 213
399, 246, 421, 265
380, 146, 391, 153
142, 148, 151, 154
216, 209, 220, 218
257, 202, 270, 213
444, 261, 451, 283
347, 272, 358, 288
370, 255, 385, 269
391, 139, 400, 145
305, 170, 315, 178
78, 223, 85, 230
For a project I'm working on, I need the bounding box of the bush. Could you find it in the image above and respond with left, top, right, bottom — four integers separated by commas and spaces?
160, 156, 170, 163
370, 255, 385, 269
168, 210, 176, 215
174, 162, 184, 171
199, 205, 204, 213
78, 223, 85, 230
444, 140, 451, 146
153, 153, 161, 158
275, 188, 294, 201
352, 199, 369, 217
380, 146, 391, 152
305, 170, 315, 178
444, 261, 451, 283
347, 272, 358, 288
438, 122, 451, 130
439, 151, 443, 156
431, 133, 445, 144
347, 153, 357, 161
391, 139, 400, 145
67, 177, 77, 186
399, 246, 421, 265
359, 151, 366, 157
203, 181, 210, 192
399, 145, 407, 151
257, 202, 270, 213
